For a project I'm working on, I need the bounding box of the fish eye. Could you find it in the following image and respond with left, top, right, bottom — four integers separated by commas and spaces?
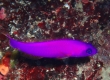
86, 48, 92, 54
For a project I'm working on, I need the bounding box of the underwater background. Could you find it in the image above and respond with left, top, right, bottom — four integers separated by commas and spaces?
0, 0, 110, 80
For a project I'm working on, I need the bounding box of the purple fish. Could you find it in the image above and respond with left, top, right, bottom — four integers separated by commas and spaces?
9, 38, 97, 58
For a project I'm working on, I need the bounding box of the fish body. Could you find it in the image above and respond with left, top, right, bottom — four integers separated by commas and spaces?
9, 38, 97, 58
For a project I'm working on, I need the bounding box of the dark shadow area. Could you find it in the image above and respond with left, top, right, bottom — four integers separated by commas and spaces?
17, 52, 90, 68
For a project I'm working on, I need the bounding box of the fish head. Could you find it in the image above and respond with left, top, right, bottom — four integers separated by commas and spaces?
81, 43, 97, 57
71, 43, 97, 57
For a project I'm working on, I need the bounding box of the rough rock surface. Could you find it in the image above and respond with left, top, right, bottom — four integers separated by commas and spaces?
0, 0, 110, 80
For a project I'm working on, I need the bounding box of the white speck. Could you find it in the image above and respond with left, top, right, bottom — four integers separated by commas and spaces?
97, 63, 101, 67
50, 68, 55, 71
74, 77, 78, 80
53, 28, 61, 33
68, 33, 72, 37
29, 16, 32, 20
46, 70, 49, 72
27, 32, 32, 38
60, 0, 63, 2
48, 0, 51, 2
45, 30, 50, 34
5, 47, 9, 50
27, 32, 34, 38
62, 22, 66, 27
64, 3, 70, 9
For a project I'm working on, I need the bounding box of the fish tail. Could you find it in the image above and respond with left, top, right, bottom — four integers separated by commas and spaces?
0, 27, 11, 39
2, 32, 11, 39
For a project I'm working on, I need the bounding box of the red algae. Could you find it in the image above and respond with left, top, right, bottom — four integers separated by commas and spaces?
81, 0, 89, 4
2, 52, 11, 67
38, 21, 46, 29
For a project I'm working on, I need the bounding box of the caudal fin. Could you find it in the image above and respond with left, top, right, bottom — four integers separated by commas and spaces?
0, 28, 11, 39
1, 32, 11, 39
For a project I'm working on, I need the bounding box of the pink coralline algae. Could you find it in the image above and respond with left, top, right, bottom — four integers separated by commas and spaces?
0, 8, 6, 20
